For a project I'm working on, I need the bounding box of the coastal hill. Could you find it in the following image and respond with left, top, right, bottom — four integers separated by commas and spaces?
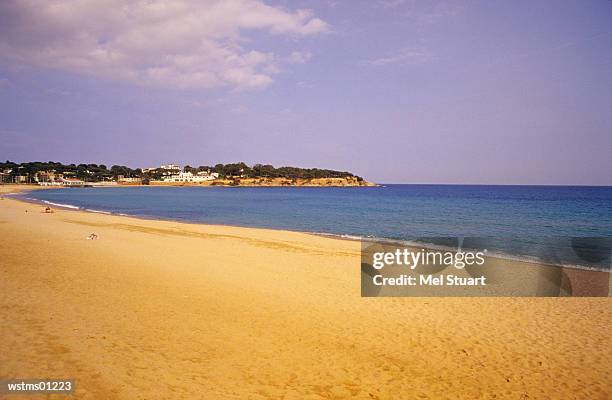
0, 161, 376, 187
152, 176, 374, 187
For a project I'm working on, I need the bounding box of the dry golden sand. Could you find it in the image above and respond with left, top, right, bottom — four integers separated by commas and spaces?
0, 185, 610, 399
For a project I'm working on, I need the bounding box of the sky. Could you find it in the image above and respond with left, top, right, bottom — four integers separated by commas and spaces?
0, 0, 611, 185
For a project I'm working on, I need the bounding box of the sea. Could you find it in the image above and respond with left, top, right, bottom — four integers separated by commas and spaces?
17, 185, 612, 270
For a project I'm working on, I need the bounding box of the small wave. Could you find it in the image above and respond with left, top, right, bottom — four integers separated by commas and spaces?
42, 200, 80, 210
476, 248, 610, 272
312, 232, 363, 241
86, 209, 111, 215
341, 234, 364, 240
336, 234, 610, 273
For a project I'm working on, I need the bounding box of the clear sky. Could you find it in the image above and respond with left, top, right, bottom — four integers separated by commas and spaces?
1, 0, 611, 184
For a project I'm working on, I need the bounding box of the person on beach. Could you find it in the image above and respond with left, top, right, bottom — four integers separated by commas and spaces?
43, 206, 54, 213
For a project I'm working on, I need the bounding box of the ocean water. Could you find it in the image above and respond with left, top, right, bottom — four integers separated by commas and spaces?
20, 185, 612, 269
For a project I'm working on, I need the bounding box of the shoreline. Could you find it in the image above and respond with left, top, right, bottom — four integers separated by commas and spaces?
9, 185, 610, 274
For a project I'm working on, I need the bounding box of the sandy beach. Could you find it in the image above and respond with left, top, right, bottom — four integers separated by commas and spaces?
1, 186, 610, 399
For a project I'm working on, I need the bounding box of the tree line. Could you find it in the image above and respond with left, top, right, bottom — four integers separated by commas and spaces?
1, 161, 362, 182
185, 162, 361, 180
0, 161, 141, 182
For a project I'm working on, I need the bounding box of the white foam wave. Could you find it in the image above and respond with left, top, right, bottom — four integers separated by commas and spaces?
85, 209, 111, 215
328, 234, 610, 273
340, 234, 363, 240
42, 200, 80, 210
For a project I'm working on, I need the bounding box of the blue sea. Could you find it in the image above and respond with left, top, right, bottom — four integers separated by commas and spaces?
19, 185, 612, 270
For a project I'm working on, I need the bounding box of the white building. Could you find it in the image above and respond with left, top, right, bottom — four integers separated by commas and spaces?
117, 176, 142, 184
38, 181, 63, 186
162, 171, 208, 183
143, 164, 181, 174
197, 171, 219, 180
60, 178, 85, 186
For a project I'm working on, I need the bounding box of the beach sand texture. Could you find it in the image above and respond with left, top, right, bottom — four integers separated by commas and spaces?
1, 186, 610, 399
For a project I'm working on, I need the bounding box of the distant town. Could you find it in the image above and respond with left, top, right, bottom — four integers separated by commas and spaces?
0, 161, 372, 187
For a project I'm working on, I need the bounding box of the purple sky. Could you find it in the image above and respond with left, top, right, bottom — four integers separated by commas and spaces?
1, 0, 611, 184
